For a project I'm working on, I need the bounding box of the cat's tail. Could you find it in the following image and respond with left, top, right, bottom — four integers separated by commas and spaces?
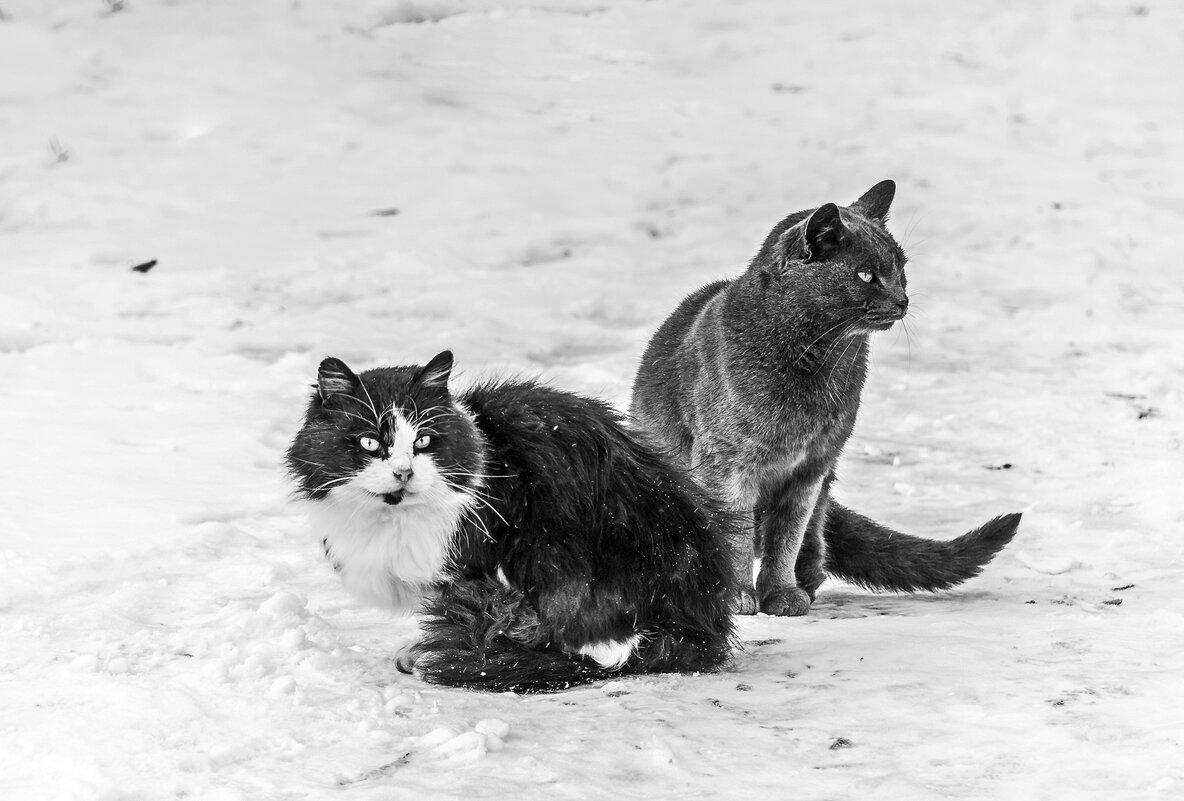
403, 578, 732, 694
823, 502, 1021, 592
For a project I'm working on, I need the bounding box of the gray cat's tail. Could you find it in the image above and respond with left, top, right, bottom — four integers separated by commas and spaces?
823, 502, 1021, 592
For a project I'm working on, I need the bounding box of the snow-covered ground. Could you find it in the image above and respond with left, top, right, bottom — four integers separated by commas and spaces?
2, 0, 1182, 798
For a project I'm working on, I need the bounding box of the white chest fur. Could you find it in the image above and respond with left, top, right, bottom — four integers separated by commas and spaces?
309, 484, 468, 613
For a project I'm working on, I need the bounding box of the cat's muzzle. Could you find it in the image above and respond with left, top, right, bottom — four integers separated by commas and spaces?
381, 490, 405, 506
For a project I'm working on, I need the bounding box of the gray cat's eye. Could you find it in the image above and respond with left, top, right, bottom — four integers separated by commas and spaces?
414, 435, 431, 450
857, 271, 874, 283
358, 436, 380, 452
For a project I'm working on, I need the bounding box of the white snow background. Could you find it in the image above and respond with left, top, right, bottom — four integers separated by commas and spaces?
2, 1, 1183, 798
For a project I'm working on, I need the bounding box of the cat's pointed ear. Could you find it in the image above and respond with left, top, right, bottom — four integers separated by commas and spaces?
803, 203, 846, 261
317, 357, 359, 401
414, 350, 453, 390
850, 179, 896, 224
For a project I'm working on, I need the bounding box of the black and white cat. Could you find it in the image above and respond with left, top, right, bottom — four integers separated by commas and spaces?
285, 350, 736, 692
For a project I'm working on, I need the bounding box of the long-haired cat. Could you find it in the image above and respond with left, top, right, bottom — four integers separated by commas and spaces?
630, 180, 1020, 616
285, 350, 736, 692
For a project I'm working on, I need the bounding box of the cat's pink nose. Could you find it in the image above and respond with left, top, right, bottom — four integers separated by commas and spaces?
392, 467, 413, 484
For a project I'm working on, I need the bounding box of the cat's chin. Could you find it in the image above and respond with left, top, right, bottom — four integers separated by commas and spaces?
380, 490, 406, 506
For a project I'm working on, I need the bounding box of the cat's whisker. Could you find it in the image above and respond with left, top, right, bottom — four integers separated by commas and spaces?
356, 379, 383, 427
310, 475, 353, 494
331, 403, 378, 428
446, 470, 518, 480
457, 485, 511, 528
458, 504, 496, 543
815, 319, 863, 366
794, 314, 862, 366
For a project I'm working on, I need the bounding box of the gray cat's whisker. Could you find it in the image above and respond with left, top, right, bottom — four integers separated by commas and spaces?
793, 312, 864, 366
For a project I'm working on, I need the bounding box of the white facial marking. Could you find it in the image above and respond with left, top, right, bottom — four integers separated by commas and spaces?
388, 407, 417, 475
576, 634, 642, 670
352, 408, 423, 496
311, 480, 475, 613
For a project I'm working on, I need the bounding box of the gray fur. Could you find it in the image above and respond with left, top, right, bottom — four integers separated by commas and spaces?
631, 179, 1019, 615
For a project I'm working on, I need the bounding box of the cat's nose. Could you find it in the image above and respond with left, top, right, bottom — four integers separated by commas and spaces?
392, 467, 413, 484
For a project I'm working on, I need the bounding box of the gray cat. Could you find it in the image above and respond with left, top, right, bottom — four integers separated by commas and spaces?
630, 180, 1020, 616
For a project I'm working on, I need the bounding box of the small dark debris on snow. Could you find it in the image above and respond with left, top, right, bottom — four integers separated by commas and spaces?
735, 682, 753, 692
604, 690, 628, 698
771, 82, 807, 94
1111, 584, 1135, 592
131, 259, 158, 273
370, 208, 400, 217
1102, 598, 1123, 606
987, 462, 1013, 470
49, 138, 70, 163
1104, 392, 1146, 401
1025, 600, 1037, 604
1136, 407, 1158, 420
746, 638, 783, 647
338, 753, 412, 785
829, 737, 854, 750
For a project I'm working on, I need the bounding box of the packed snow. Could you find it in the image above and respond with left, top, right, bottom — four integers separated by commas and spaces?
2, 1, 1182, 798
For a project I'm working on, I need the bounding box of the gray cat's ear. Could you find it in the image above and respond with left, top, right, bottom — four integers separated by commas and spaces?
414, 350, 454, 390
851, 179, 896, 224
804, 203, 846, 260
317, 357, 359, 401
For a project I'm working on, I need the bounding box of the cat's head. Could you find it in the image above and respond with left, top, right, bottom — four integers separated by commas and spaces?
755, 179, 909, 334
285, 350, 485, 511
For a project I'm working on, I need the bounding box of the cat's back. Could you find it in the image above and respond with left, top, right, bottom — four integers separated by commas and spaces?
460, 380, 624, 473
630, 280, 730, 450
637, 280, 730, 369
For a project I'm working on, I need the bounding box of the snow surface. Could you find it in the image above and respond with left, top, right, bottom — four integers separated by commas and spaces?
2, 0, 1183, 798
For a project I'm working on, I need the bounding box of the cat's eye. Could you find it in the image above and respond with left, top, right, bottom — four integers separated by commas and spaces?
358, 436, 381, 452
857, 270, 874, 283
413, 435, 432, 451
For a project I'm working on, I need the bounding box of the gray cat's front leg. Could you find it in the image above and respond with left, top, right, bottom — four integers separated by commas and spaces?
696, 449, 759, 614
725, 517, 759, 615
755, 474, 827, 616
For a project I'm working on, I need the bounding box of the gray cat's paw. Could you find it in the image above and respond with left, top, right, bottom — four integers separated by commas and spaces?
731, 587, 760, 616
760, 587, 812, 617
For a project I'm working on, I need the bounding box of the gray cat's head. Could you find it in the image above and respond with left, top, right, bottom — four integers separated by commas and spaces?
752, 179, 908, 335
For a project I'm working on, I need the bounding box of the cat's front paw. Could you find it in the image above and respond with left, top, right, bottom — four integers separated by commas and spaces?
394, 640, 424, 674
760, 587, 812, 617
731, 587, 759, 616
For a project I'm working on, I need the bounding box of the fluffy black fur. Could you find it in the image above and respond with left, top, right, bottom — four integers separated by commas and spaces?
287, 351, 737, 693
